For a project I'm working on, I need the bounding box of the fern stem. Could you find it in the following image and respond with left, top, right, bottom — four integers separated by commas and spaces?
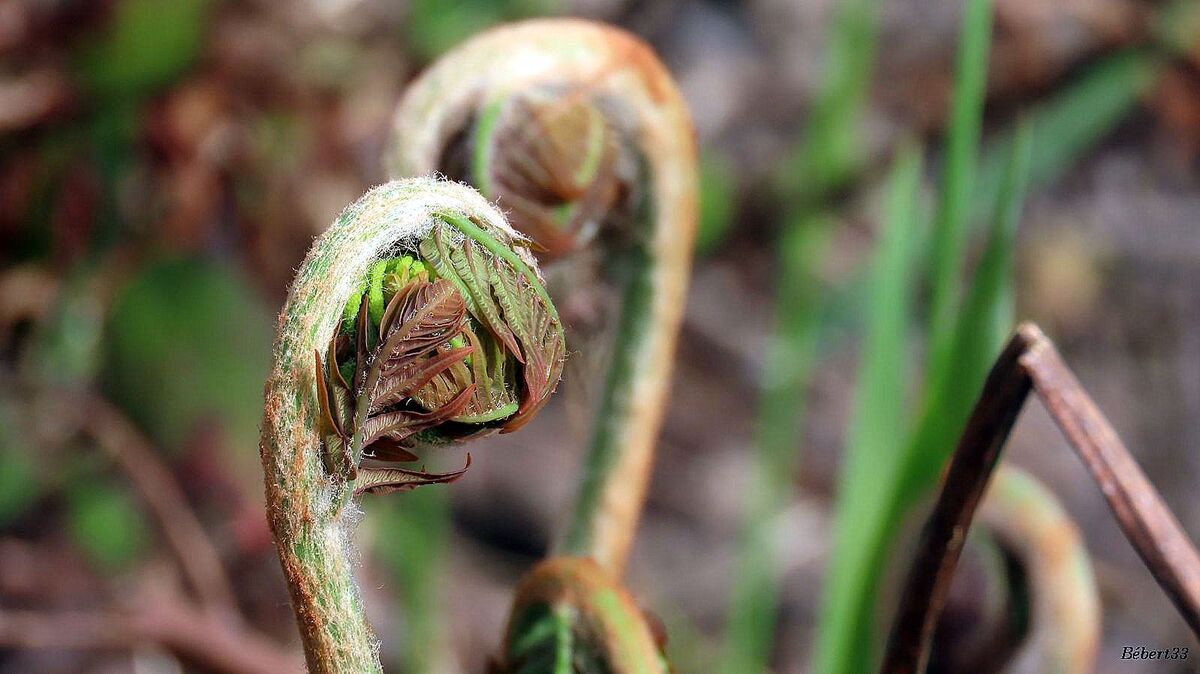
260, 178, 536, 672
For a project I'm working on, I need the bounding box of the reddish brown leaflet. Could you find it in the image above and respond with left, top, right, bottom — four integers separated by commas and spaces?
314, 279, 477, 491
881, 323, 1200, 673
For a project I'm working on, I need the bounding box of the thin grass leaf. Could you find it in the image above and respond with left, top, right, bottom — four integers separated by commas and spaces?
856, 62, 1154, 657
813, 144, 926, 674
721, 215, 833, 673
972, 50, 1160, 223
774, 0, 886, 205
843, 142, 925, 489
925, 0, 995, 389
898, 119, 1032, 501
730, 0, 887, 664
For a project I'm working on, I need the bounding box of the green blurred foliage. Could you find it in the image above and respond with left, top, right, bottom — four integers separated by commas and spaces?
721, 216, 832, 672
298, 38, 370, 92
661, 609, 719, 674
819, 123, 1032, 674
814, 0, 999, 667
772, 0, 884, 206
1156, 0, 1200, 57
404, 0, 559, 60
923, 0, 994, 389
66, 479, 148, 570
826, 143, 925, 604
7, 135, 77, 262
61, 0, 216, 252
0, 448, 37, 526
0, 405, 40, 526
814, 146, 926, 674
903, 124, 1032, 507
694, 152, 736, 255
369, 488, 451, 673
31, 270, 108, 387
75, 0, 212, 99
726, 0, 886, 663
102, 258, 273, 453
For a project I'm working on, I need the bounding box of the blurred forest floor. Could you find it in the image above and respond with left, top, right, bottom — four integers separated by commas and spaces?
2, 0, 1199, 672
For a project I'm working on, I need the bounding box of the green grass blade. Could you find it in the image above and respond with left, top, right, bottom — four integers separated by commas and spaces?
840, 143, 925, 506
925, 0, 995, 387
811, 144, 926, 674
774, 0, 886, 205
694, 151, 737, 255
898, 119, 1032, 503
973, 50, 1160, 222
721, 216, 832, 673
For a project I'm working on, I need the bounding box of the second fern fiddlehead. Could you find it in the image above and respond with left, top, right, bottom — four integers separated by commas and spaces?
389, 17, 697, 576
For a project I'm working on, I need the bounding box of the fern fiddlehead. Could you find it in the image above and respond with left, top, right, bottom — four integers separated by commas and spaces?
260, 178, 564, 672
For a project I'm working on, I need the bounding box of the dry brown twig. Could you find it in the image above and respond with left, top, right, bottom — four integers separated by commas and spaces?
0, 392, 301, 672
0, 588, 301, 674
882, 322, 1200, 673
76, 393, 239, 614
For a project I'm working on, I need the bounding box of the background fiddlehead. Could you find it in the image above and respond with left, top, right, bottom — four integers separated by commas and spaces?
974, 466, 1100, 673
389, 19, 696, 576
491, 557, 669, 673
916, 466, 1100, 673
259, 177, 563, 672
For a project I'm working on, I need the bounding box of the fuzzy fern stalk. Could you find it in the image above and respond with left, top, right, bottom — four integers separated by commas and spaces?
260, 178, 564, 672
388, 18, 697, 575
